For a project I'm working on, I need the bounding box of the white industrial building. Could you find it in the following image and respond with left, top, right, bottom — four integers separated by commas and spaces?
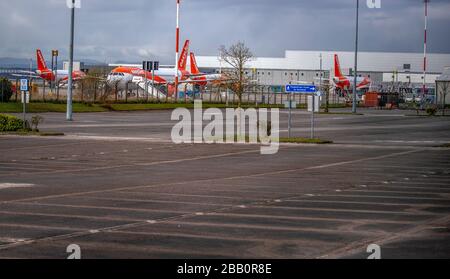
194, 51, 450, 87
63, 61, 84, 72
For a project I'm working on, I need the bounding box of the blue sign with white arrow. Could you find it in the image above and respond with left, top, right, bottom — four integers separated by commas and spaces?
285, 84, 316, 94
20, 79, 28, 92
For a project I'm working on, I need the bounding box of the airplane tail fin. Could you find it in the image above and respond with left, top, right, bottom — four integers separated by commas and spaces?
190, 52, 201, 74
178, 40, 190, 71
334, 54, 344, 78
36, 49, 49, 72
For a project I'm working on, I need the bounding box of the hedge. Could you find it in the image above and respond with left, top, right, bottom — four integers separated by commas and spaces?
0, 114, 24, 132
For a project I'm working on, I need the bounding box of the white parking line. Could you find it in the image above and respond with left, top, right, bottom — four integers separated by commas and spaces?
0, 183, 34, 190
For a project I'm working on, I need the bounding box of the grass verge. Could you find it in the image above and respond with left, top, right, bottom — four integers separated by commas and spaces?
0, 102, 108, 113
0, 130, 65, 137
1, 102, 287, 113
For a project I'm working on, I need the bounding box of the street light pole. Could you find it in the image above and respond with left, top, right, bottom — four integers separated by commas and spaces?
51, 52, 54, 94
352, 0, 360, 114
423, 0, 430, 96
145, 62, 148, 102
152, 65, 156, 101
174, 0, 181, 102
319, 53, 323, 93
67, 0, 75, 121
55, 51, 59, 100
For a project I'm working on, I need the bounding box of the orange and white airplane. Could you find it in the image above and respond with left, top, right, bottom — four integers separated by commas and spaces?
188, 52, 224, 86
107, 40, 192, 92
333, 54, 371, 91
35, 49, 86, 84
13, 50, 87, 84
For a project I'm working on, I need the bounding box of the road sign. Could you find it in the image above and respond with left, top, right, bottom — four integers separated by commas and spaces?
20, 79, 28, 92
285, 84, 316, 94
143, 61, 159, 71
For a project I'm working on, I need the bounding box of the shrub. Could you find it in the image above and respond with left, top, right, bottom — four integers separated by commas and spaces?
0, 78, 13, 102
0, 114, 24, 132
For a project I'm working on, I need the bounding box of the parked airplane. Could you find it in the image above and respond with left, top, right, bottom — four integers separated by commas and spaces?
106, 67, 167, 89
188, 52, 224, 86
333, 54, 371, 91
106, 40, 191, 92
107, 40, 230, 97
35, 49, 86, 83
12, 49, 87, 84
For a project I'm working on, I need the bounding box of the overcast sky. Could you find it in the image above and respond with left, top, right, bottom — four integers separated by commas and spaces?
1, 0, 449, 64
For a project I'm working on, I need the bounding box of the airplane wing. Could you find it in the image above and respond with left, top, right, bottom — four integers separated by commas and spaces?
178, 78, 231, 84
185, 73, 211, 78
16, 70, 36, 75
59, 76, 85, 83
11, 73, 42, 79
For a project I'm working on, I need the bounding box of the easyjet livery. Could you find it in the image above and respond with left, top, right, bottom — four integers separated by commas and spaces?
333, 54, 371, 91
36, 49, 86, 84
188, 52, 225, 86
107, 40, 191, 90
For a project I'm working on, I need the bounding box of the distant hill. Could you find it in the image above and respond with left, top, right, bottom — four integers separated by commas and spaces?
0, 57, 107, 69
113, 61, 141, 65
0, 58, 34, 68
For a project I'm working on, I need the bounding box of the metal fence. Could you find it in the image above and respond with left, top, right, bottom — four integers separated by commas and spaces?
12, 79, 347, 106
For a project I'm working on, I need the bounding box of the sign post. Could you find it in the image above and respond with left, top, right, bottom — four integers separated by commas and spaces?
20, 79, 29, 129
285, 84, 318, 139
143, 61, 159, 100
143, 61, 149, 102
153, 61, 159, 101
288, 91, 293, 138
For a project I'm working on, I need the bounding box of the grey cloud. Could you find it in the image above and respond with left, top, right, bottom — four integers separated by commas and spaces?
0, 0, 449, 64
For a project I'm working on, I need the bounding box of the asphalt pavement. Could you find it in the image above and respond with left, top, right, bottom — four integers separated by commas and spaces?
0, 108, 449, 258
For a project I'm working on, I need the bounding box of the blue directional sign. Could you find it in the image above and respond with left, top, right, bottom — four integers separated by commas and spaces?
285, 84, 316, 94
20, 79, 28, 92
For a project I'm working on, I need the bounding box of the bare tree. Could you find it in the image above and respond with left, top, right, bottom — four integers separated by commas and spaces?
81, 68, 105, 102
219, 42, 254, 107
437, 81, 449, 116
320, 82, 331, 113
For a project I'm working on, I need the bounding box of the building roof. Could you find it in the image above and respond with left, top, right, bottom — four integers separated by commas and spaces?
195, 50, 450, 74
436, 67, 450, 82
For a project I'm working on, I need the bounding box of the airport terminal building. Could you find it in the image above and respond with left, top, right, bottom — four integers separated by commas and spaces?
195, 50, 450, 88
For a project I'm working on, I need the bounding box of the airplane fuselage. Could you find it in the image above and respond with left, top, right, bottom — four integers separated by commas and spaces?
36, 69, 86, 84
334, 76, 369, 90
106, 67, 190, 90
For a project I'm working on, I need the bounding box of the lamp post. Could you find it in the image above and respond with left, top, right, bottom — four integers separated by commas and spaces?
52, 50, 59, 100
423, 0, 430, 96
51, 51, 55, 93
174, 0, 181, 101
352, 0, 360, 114
67, 0, 75, 121
319, 53, 323, 93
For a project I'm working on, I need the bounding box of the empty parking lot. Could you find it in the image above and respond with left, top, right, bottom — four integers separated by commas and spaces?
0, 109, 449, 259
